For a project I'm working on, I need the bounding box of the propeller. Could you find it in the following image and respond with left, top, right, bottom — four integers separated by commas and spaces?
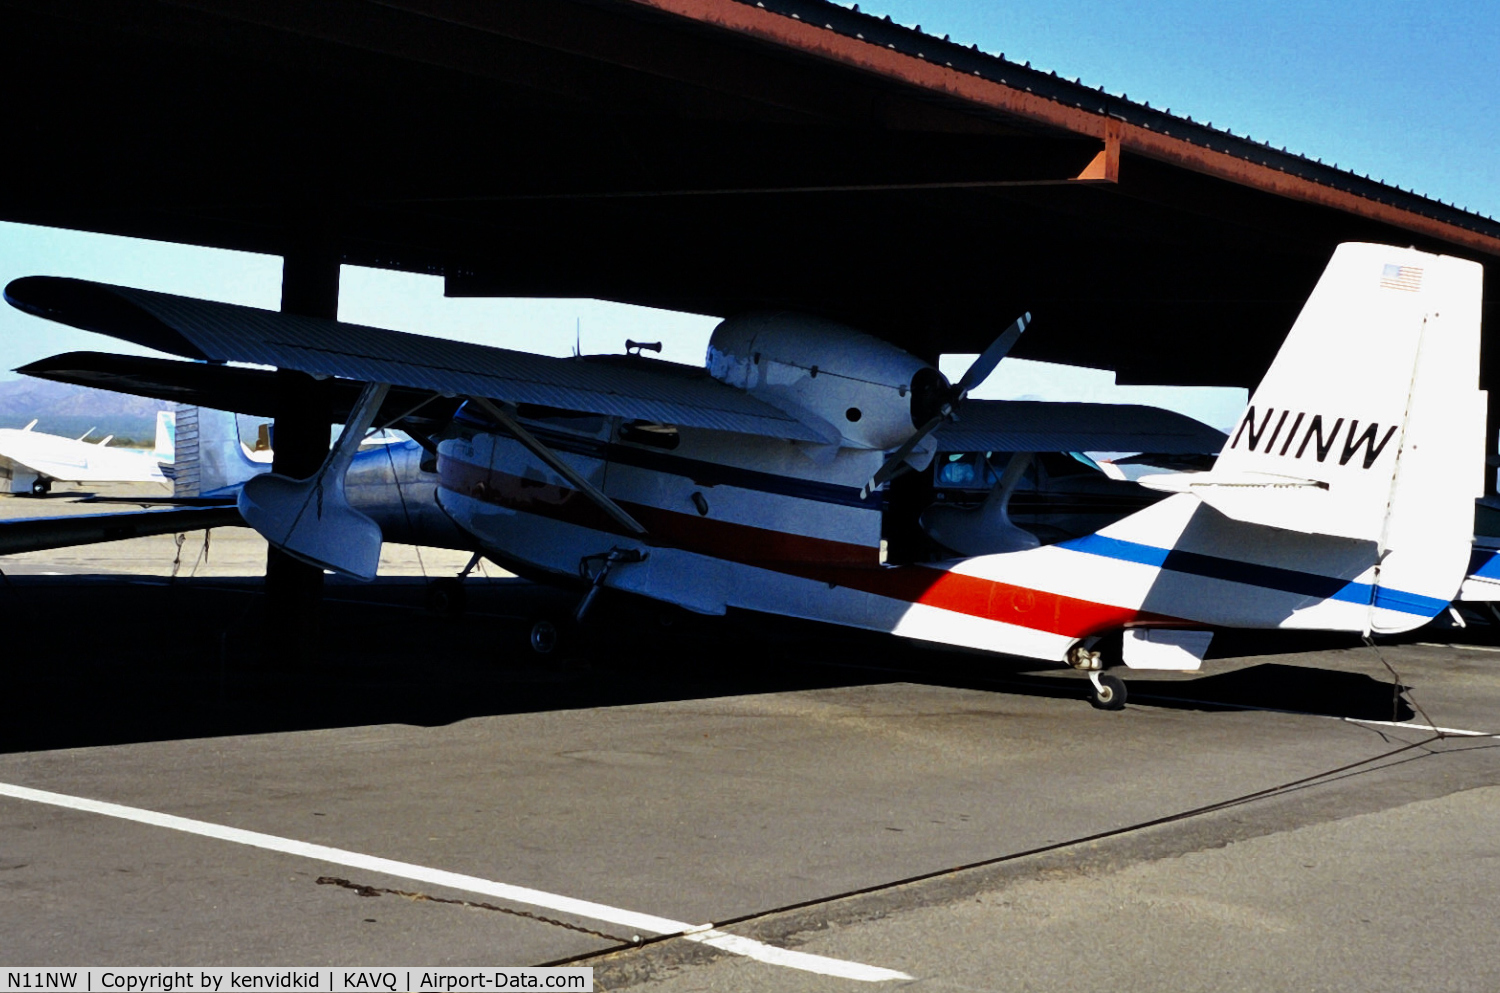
860, 312, 1030, 500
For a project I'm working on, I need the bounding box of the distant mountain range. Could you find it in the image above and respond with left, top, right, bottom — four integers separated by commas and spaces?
0, 378, 168, 445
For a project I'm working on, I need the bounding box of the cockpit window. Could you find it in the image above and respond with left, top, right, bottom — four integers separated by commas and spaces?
934, 452, 1011, 490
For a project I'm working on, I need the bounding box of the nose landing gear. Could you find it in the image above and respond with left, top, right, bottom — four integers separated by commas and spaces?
1068, 642, 1128, 710
1087, 671, 1127, 710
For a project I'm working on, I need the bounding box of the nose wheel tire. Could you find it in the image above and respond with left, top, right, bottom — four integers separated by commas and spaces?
1088, 672, 1127, 710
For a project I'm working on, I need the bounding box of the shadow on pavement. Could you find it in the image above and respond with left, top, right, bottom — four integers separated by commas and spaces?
0, 575, 897, 753
1123, 663, 1414, 721
0, 575, 1417, 752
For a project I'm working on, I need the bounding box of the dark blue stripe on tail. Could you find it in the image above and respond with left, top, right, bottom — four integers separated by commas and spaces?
1062, 534, 1448, 617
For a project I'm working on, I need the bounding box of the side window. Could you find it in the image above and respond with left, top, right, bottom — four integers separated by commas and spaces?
935, 452, 1032, 490
935, 452, 1003, 489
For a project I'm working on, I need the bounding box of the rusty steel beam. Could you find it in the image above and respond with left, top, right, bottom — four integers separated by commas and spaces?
631, 0, 1500, 260
1074, 120, 1121, 184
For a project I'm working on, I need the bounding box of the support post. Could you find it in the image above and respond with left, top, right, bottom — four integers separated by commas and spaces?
267, 241, 338, 648
1482, 295, 1500, 500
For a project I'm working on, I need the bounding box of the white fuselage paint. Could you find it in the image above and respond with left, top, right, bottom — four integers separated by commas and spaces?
436, 410, 1443, 666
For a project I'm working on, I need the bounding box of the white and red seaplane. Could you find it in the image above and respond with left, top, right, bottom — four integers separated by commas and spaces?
5, 242, 1485, 707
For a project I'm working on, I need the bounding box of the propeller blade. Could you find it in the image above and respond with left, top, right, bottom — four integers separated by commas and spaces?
860, 415, 944, 499
954, 312, 1030, 399
861, 310, 1031, 500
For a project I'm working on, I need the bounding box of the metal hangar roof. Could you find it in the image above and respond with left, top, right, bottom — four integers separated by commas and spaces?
0, 0, 1495, 387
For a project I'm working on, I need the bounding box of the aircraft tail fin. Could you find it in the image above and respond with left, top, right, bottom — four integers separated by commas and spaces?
153, 410, 176, 462
170, 404, 268, 497
1117, 243, 1485, 633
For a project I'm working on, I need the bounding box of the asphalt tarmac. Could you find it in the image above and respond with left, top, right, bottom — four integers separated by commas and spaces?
1, 488, 1498, 991
0, 480, 480, 578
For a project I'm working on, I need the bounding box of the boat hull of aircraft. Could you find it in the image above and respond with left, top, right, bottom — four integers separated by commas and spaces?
436, 416, 1443, 667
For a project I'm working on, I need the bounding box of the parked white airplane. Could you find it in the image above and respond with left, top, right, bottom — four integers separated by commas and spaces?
5, 242, 1484, 707
0, 410, 174, 494
0, 405, 473, 563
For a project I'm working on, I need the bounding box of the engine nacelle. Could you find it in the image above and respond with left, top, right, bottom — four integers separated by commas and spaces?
706, 312, 945, 450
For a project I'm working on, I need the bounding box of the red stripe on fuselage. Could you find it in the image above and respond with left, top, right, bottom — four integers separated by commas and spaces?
440, 454, 1154, 638
799, 563, 1149, 638
440, 455, 881, 568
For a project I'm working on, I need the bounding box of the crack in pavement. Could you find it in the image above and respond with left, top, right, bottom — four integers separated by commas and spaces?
316, 875, 636, 944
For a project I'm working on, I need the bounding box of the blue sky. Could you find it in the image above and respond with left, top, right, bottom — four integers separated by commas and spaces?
1, 0, 1493, 432
871, 0, 1499, 218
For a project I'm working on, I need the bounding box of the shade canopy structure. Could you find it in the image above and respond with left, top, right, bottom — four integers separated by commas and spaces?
2, 0, 1497, 391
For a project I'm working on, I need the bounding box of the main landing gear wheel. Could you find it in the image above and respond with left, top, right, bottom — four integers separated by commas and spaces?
425, 577, 467, 618
526, 613, 570, 656
1088, 671, 1127, 710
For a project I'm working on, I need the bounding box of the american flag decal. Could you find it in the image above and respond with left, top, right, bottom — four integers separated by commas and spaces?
1380, 263, 1423, 292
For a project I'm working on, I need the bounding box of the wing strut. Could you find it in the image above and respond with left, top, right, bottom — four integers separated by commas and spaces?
467, 397, 646, 536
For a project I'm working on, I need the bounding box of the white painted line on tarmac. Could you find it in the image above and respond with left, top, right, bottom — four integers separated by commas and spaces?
1130, 692, 1498, 738
1338, 717, 1499, 737
0, 781, 910, 983
687, 929, 910, 981
1413, 642, 1500, 653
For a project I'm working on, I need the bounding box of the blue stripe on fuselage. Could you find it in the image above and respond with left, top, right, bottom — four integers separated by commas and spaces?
1061, 533, 1448, 617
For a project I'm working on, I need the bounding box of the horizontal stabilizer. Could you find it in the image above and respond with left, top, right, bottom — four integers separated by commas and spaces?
1137, 471, 1325, 492
1136, 469, 1330, 515
1135, 467, 1369, 538
77, 494, 239, 508
0, 506, 243, 556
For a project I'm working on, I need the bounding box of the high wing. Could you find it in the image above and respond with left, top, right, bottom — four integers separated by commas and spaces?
933, 399, 1227, 454
24, 352, 1230, 461
4, 277, 835, 443
17, 351, 462, 433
